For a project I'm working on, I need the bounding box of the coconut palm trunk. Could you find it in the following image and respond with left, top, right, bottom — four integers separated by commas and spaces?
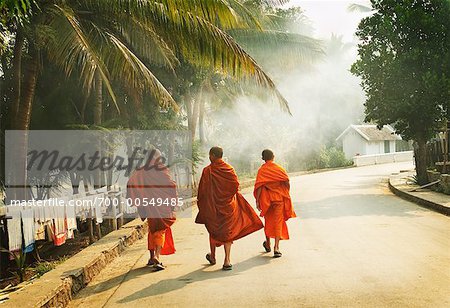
12, 48, 38, 200
9, 29, 24, 129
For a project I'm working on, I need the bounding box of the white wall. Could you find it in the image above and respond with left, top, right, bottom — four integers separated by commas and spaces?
342, 131, 366, 159
365, 141, 383, 155
353, 151, 414, 166
389, 140, 396, 153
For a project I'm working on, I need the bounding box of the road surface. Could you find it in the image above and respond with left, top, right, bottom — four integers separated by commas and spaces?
69, 162, 450, 307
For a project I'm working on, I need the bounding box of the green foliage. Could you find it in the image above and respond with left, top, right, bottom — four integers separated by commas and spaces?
351, 0, 450, 185
301, 146, 353, 171
33, 261, 54, 277
191, 140, 204, 174
0, 248, 29, 282
406, 174, 420, 185
351, 0, 450, 142
0, 0, 37, 25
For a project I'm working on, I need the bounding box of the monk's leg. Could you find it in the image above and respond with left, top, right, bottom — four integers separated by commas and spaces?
223, 242, 232, 266
152, 230, 166, 264
274, 236, 281, 252
209, 235, 217, 260
265, 236, 271, 247
147, 227, 156, 265
154, 245, 162, 261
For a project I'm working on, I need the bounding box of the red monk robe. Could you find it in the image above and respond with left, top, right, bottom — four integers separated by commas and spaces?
127, 157, 176, 256
254, 160, 296, 240
196, 159, 263, 245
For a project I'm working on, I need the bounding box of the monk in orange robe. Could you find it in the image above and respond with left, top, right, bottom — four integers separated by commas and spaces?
127, 149, 176, 270
196, 147, 263, 270
254, 149, 296, 258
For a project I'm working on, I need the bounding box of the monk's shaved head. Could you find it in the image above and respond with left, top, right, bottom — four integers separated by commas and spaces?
262, 149, 274, 161
209, 146, 223, 159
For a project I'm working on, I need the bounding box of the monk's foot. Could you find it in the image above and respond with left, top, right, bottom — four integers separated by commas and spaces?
273, 251, 282, 258
222, 264, 232, 271
263, 241, 271, 253
206, 253, 216, 265
147, 258, 155, 266
153, 263, 166, 271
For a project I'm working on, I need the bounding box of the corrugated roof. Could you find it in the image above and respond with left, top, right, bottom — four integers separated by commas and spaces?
337, 125, 402, 141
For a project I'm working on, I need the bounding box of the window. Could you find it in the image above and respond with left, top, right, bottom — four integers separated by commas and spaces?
384, 140, 390, 153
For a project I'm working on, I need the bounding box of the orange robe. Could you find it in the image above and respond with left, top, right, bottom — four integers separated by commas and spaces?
254, 161, 296, 240
196, 159, 263, 245
127, 162, 176, 255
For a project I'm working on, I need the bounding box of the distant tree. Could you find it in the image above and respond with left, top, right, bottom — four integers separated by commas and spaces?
351, 0, 450, 185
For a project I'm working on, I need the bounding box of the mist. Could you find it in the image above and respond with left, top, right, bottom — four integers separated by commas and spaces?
199, 2, 367, 177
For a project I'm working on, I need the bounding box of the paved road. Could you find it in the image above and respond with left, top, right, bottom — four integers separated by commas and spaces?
69, 162, 450, 307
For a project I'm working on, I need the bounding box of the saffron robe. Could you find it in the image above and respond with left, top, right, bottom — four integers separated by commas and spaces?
254, 160, 296, 240
127, 162, 176, 255
196, 159, 263, 244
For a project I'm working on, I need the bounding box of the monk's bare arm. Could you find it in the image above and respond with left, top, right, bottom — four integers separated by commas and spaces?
255, 187, 262, 211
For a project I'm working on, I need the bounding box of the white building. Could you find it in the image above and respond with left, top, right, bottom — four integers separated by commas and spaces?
336, 124, 404, 160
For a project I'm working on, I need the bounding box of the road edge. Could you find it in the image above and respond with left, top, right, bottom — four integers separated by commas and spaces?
388, 175, 450, 216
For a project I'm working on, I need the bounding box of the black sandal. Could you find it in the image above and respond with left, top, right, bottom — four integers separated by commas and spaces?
222, 264, 233, 271
206, 253, 216, 265
273, 251, 282, 258
153, 262, 166, 271
263, 241, 271, 253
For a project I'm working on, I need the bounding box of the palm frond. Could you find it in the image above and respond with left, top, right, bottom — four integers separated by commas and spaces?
114, 15, 179, 71
105, 32, 179, 111
47, 5, 119, 111
81, 0, 242, 29
347, 3, 372, 13
229, 29, 324, 63
0, 28, 6, 54
155, 11, 291, 113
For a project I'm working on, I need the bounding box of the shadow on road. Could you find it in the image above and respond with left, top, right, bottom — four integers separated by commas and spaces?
116, 254, 272, 303
295, 194, 427, 219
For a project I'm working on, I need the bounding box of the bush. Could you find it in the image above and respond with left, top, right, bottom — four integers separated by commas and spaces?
319, 147, 353, 169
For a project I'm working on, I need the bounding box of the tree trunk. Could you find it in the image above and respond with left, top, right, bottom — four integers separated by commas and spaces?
414, 138, 429, 185
10, 29, 24, 128
94, 71, 103, 126
199, 98, 206, 144
13, 48, 38, 200
91, 70, 103, 241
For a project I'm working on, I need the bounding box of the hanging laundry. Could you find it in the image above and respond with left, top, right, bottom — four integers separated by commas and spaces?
6, 205, 22, 252
21, 208, 35, 253
53, 204, 66, 246
93, 194, 103, 224
64, 197, 77, 239
35, 223, 46, 241
43, 198, 54, 222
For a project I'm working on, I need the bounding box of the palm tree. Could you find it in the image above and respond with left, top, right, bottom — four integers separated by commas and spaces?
192, 3, 324, 143
2, 0, 295, 199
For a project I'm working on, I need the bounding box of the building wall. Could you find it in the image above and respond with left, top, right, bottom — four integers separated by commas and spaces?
342, 131, 366, 159
353, 151, 414, 166
365, 141, 383, 155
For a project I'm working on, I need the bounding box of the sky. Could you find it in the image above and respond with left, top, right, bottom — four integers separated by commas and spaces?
285, 0, 369, 42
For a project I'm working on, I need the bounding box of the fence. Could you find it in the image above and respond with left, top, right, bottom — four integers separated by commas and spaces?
353, 151, 414, 167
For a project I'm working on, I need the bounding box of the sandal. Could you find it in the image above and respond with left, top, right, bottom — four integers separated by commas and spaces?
147, 258, 155, 266
206, 253, 216, 265
263, 241, 271, 253
222, 264, 233, 271
273, 251, 282, 258
153, 262, 166, 271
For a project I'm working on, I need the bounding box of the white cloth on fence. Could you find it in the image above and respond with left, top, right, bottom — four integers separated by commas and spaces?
43, 199, 54, 222
6, 205, 22, 251
93, 194, 103, 224
64, 197, 77, 239
54, 204, 66, 235
21, 208, 35, 252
